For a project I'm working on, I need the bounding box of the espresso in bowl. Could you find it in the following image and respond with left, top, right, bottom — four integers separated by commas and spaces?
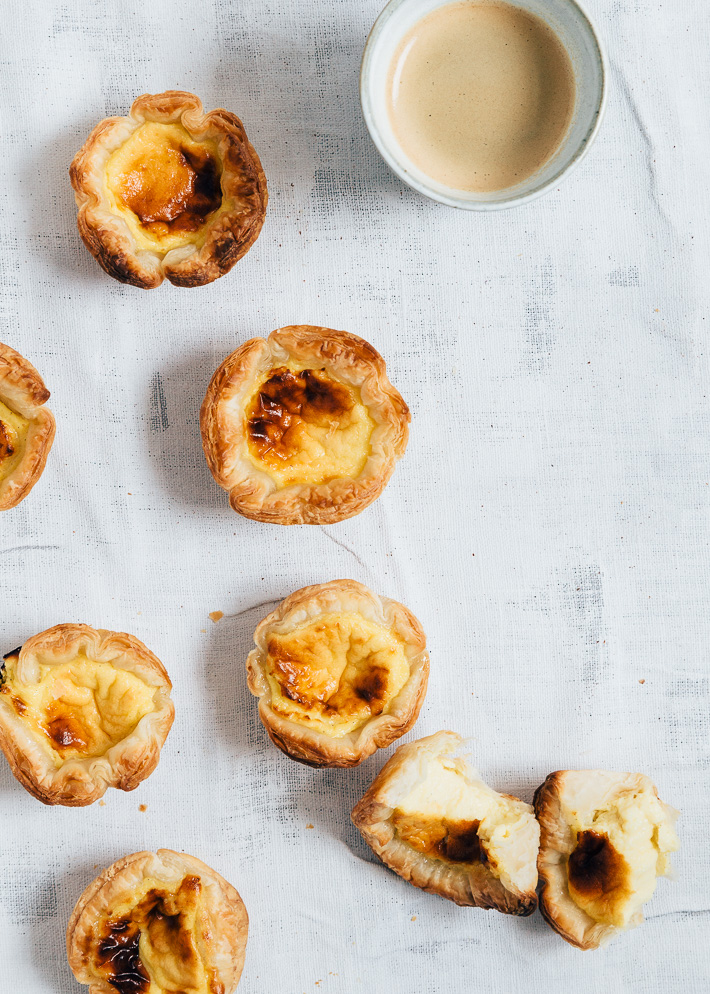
361, 0, 606, 209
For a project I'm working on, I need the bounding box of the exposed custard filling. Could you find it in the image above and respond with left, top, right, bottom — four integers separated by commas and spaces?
105, 122, 224, 253
0, 399, 30, 483
563, 786, 679, 928
0, 655, 156, 765
92, 875, 212, 994
245, 365, 376, 489
264, 612, 409, 737
392, 755, 539, 894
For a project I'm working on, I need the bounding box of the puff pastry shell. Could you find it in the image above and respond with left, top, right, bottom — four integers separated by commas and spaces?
200, 326, 410, 524
352, 731, 540, 915
535, 770, 679, 949
246, 580, 429, 767
0, 342, 55, 510
70, 91, 267, 288
0, 624, 174, 805
67, 849, 248, 994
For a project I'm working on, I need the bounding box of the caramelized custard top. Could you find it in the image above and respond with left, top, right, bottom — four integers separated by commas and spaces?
246, 367, 375, 489
568, 830, 629, 904
94, 876, 206, 994
0, 419, 14, 461
393, 812, 489, 865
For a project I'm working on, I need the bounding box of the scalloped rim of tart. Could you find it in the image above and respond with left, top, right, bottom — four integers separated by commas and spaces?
66, 849, 248, 994
352, 731, 540, 915
534, 770, 679, 949
245, 579, 429, 767
0, 624, 174, 805
0, 342, 55, 510
70, 90, 267, 289
200, 326, 410, 524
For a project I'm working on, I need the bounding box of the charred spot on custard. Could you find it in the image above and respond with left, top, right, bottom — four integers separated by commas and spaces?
248, 367, 354, 460
97, 919, 149, 994
44, 708, 89, 753
0, 420, 14, 461
435, 820, 488, 864
118, 144, 222, 237
353, 667, 388, 711
568, 830, 629, 899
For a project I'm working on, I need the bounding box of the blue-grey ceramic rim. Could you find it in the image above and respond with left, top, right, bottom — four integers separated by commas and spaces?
360, 0, 608, 210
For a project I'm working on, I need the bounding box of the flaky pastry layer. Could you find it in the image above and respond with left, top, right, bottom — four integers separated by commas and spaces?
66, 850, 248, 994
70, 91, 267, 288
352, 731, 540, 915
0, 342, 55, 510
0, 624, 174, 805
246, 580, 429, 767
200, 326, 410, 524
535, 770, 679, 949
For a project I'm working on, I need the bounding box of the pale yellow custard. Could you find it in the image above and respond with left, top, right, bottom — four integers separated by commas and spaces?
105, 122, 224, 253
1, 654, 156, 764
563, 786, 679, 928
0, 399, 29, 482
245, 365, 376, 489
264, 612, 409, 736
392, 753, 539, 894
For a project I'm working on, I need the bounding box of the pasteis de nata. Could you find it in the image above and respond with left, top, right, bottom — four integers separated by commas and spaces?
535, 770, 679, 949
70, 90, 267, 289
0, 624, 174, 805
200, 326, 410, 524
67, 849, 248, 994
246, 580, 429, 767
352, 731, 540, 915
0, 342, 55, 510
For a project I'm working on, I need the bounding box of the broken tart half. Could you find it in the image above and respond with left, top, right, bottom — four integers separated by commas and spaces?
0, 624, 174, 805
246, 579, 428, 767
67, 849, 248, 994
200, 326, 410, 524
0, 342, 55, 510
70, 90, 267, 288
535, 770, 679, 949
352, 731, 540, 915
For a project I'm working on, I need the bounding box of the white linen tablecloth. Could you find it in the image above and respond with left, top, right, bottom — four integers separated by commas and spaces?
0, 0, 708, 991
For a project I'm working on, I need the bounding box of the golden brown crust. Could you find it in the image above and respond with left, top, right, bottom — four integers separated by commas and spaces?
246, 580, 428, 767
534, 770, 677, 950
352, 731, 539, 915
0, 342, 55, 510
0, 624, 174, 806
70, 90, 267, 289
200, 326, 410, 524
66, 849, 248, 994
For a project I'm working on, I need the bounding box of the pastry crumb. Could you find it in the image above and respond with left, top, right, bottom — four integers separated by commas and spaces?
411, 915, 417, 921
200, 628, 206, 633
99, 800, 106, 807
306, 823, 314, 829
139, 804, 147, 812
639, 679, 646, 684
209, 610, 224, 623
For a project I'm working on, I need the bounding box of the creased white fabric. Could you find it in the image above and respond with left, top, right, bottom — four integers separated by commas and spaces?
0, 0, 708, 991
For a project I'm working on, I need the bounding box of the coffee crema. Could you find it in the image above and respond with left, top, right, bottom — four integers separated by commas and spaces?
386, 0, 576, 193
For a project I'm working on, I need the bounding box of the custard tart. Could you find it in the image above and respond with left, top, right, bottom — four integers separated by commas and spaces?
352, 731, 540, 915
246, 580, 428, 767
535, 770, 679, 949
70, 91, 267, 288
67, 849, 248, 994
200, 326, 410, 524
0, 624, 174, 805
0, 343, 55, 510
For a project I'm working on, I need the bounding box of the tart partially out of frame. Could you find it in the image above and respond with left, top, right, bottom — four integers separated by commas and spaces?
535, 769, 679, 949
70, 90, 267, 288
0, 624, 174, 805
67, 849, 248, 994
200, 325, 410, 524
352, 731, 540, 915
246, 579, 429, 767
0, 342, 55, 510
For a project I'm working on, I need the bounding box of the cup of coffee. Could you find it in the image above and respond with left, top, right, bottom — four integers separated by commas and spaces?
360, 0, 606, 209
